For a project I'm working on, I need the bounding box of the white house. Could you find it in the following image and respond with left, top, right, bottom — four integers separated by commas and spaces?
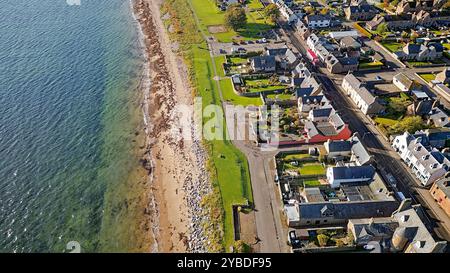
392, 132, 450, 186
305, 14, 331, 28
342, 74, 384, 115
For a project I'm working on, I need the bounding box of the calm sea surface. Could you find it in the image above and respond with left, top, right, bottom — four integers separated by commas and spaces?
0, 0, 147, 252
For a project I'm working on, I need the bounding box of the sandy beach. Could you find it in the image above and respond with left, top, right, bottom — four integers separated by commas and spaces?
133, 0, 211, 252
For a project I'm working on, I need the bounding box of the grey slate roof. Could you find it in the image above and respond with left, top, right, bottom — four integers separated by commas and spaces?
298, 200, 399, 220
330, 165, 376, 180
351, 134, 372, 165
327, 140, 352, 153
250, 56, 276, 69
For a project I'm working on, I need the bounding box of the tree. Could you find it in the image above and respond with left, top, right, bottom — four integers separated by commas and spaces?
376, 23, 389, 36
390, 116, 425, 135
401, 31, 409, 38
410, 31, 419, 42
317, 234, 330, 247
389, 96, 411, 114
224, 4, 247, 31
264, 3, 280, 23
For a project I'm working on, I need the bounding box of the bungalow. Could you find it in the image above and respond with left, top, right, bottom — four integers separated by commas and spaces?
340, 37, 362, 51
428, 107, 450, 128
342, 74, 385, 115
430, 173, 450, 217
250, 56, 276, 73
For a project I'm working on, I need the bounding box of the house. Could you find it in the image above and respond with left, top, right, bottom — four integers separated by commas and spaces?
424, 128, 450, 148
366, 14, 415, 31
396, 43, 444, 61
328, 30, 360, 40
305, 14, 331, 28
285, 198, 398, 227
348, 217, 399, 246
303, 106, 353, 143
392, 131, 450, 186
295, 19, 311, 40
326, 165, 376, 188
344, 4, 378, 21
430, 173, 450, 217
250, 56, 276, 73
265, 46, 298, 70
324, 139, 353, 159
393, 73, 415, 92
428, 107, 450, 128
391, 199, 447, 253
435, 67, 450, 84
342, 74, 384, 115
339, 37, 361, 51
298, 95, 330, 113
350, 133, 373, 165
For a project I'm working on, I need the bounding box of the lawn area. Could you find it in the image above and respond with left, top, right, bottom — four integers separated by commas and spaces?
443, 43, 450, 50
220, 77, 263, 106
381, 41, 403, 53
164, 0, 255, 251
245, 78, 287, 92
247, 0, 264, 10
266, 93, 294, 100
359, 61, 383, 69
303, 179, 322, 187
283, 153, 312, 161
374, 117, 397, 126
419, 73, 436, 83
190, 0, 274, 43
299, 163, 326, 176
408, 59, 445, 67
229, 56, 249, 65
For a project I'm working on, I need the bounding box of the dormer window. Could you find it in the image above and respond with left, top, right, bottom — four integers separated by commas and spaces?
430, 163, 438, 169
422, 155, 430, 160
401, 215, 410, 222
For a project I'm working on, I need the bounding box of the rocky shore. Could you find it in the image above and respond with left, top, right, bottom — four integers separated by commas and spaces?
132, 0, 212, 252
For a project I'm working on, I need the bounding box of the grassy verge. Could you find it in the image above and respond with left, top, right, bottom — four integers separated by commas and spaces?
162, 0, 254, 251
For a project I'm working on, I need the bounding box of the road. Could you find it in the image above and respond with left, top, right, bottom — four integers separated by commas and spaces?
281, 24, 450, 241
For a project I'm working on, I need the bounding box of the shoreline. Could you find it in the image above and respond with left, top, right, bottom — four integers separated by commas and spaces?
132, 0, 212, 252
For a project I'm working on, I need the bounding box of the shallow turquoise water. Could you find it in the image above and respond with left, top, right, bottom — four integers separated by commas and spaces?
0, 0, 145, 252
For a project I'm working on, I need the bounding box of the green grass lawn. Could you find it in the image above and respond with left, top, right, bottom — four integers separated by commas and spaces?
299, 163, 326, 176
381, 41, 403, 53
229, 57, 249, 65
419, 73, 436, 83
374, 117, 397, 126
303, 179, 321, 187
247, 0, 264, 10
359, 61, 383, 69
220, 77, 263, 106
245, 78, 287, 92
283, 153, 311, 161
191, 0, 273, 43
266, 93, 294, 100
408, 59, 445, 67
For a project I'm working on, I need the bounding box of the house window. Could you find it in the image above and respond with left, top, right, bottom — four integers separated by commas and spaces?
324, 220, 328, 223
306, 221, 310, 224
315, 220, 320, 225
